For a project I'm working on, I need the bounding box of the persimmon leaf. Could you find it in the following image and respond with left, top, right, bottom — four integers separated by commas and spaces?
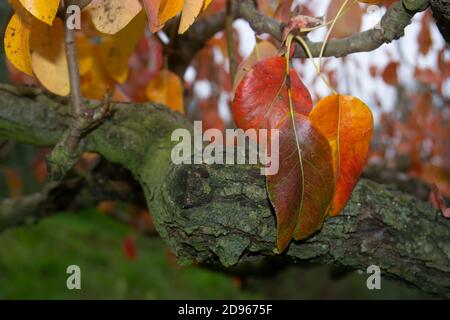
88, 0, 142, 35
4, 13, 33, 75
29, 17, 70, 96
18, 0, 59, 25
232, 56, 312, 132
268, 114, 334, 251
310, 95, 374, 216
146, 69, 185, 114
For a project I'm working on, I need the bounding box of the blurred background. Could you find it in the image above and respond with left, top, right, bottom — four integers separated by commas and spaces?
0, 0, 448, 299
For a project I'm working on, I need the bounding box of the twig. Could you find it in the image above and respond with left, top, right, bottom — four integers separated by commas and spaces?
226, 0, 237, 84
45, 0, 113, 180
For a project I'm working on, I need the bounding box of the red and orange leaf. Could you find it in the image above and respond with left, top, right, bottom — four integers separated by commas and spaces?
4, 13, 33, 75
268, 114, 334, 251
232, 56, 312, 132
233, 41, 278, 94
310, 95, 374, 216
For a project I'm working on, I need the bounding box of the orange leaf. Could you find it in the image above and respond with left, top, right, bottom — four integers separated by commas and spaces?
1, 167, 23, 198
158, 0, 183, 26
326, 0, 362, 39
310, 95, 374, 216
146, 69, 185, 114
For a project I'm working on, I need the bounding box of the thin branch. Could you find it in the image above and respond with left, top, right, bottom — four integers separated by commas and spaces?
0, 84, 449, 297
226, 0, 237, 83
64, 9, 87, 117
235, 0, 425, 58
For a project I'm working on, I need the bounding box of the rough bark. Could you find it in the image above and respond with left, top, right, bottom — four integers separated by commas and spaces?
0, 84, 449, 298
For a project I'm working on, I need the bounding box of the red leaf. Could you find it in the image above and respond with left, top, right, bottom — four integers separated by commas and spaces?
122, 235, 138, 261
267, 114, 334, 250
232, 56, 312, 132
429, 184, 450, 219
381, 62, 399, 86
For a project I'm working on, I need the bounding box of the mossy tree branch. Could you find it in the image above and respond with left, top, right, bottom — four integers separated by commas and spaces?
0, 84, 449, 298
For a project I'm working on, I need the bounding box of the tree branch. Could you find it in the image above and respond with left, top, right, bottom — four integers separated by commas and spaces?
0, 160, 145, 232
235, 0, 424, 58
0, 84, 448, 298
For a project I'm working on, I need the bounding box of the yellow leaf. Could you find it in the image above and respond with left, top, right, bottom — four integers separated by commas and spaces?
158, 0, 183, 26
203, 0, 213, 10
98, 11, 146, 84
88, 0, 142, 35
81, 48, 115, 100
4, 13, 33, 75
146, 69, 185, 114
29, 18, 70, 96
179, 0, 204, 34
76, 35, 94, 76
18, 0, 59, 25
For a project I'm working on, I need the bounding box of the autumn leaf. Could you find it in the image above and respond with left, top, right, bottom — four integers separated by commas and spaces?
88, 0, 142, 35
232, 56, 335, 251
98, 11, 146, 83
76, 35, 94, 76
29, 17, 70, 96
233, 41, 278, 94
18, 0, 59, 25
142, 0, 162, 32
80, 49, 115, 100
146, 69, 185, 114
179, 0, 204, 34
1, 167, 23, 198
310, 95, 374, 216
122, 235, 138, 261
268, 114, 334, 251
232, 56, 312, 132
326, 0, 362, 38
158, 0, 183, 26
4, 13, 33, 75
382, 61, 399, 86
157, 0, 213, 34
429, 184, 450, 219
